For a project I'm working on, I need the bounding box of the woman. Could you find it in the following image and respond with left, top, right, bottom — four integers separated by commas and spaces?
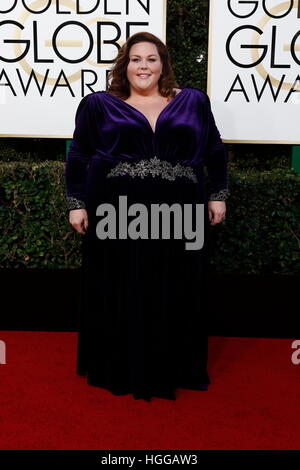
65, 32, 229, 402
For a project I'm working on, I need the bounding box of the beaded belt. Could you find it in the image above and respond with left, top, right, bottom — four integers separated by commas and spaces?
106, 156, 198, 184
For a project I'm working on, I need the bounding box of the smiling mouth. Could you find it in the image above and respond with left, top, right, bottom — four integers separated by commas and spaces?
137, 74, 151, 78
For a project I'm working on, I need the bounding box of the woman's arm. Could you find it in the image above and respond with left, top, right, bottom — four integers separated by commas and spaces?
64, 93, 96, 211
203, 92, 229, 202
203, 93, 229, 225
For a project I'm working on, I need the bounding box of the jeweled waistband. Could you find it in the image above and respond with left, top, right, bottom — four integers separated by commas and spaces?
106, 156, 198, 183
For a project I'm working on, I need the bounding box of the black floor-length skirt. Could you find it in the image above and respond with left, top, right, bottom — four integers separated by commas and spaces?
76, 170, 211, 401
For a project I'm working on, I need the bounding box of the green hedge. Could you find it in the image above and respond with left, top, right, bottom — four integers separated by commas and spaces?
207, 165, 300, 275
0, 162, 77, 269
0, 161, 299, 274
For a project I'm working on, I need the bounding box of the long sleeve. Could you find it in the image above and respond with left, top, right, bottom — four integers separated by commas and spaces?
203, 93, 230, 201
64, 93, 97, 211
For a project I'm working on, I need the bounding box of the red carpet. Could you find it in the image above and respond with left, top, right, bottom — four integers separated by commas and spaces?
0, 331, 299, 450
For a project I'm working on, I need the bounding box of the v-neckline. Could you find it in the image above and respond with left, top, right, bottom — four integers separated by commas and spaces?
104, 87, 186, 134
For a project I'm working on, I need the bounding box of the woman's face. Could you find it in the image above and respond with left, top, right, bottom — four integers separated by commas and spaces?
126, 41, 163, 93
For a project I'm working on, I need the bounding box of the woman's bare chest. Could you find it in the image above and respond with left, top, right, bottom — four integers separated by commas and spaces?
124, 98, 170, 129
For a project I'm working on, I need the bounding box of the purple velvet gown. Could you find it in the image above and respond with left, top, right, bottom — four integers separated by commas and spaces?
64, 86, 229, 401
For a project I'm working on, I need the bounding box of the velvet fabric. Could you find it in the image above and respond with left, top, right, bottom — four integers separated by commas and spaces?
64, 87, 229, 402
65, 86, 228, 206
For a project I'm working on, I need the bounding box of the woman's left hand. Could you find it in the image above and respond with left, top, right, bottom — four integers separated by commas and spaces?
208, 201, 226, 226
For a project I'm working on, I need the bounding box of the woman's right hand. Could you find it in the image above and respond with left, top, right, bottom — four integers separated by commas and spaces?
69, 209, 89, 235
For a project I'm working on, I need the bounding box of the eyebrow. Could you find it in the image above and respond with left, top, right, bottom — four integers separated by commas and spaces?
129, 54, 158, 58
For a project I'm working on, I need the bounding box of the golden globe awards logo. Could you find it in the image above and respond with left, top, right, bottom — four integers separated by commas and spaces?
0, 0, 156, 96
208, 0, 300, 142
0, 1, 165, 136
223, 0, 300, 103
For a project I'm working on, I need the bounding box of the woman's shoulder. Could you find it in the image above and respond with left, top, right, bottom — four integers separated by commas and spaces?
78, 90, 107, 103
77, 90, 106, 112
181, 86, 209, 102
85, 90, 105, 102
180, 87, 213, 112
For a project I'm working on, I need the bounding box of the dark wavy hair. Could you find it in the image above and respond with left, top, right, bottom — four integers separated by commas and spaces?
107, 32, 179, 101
